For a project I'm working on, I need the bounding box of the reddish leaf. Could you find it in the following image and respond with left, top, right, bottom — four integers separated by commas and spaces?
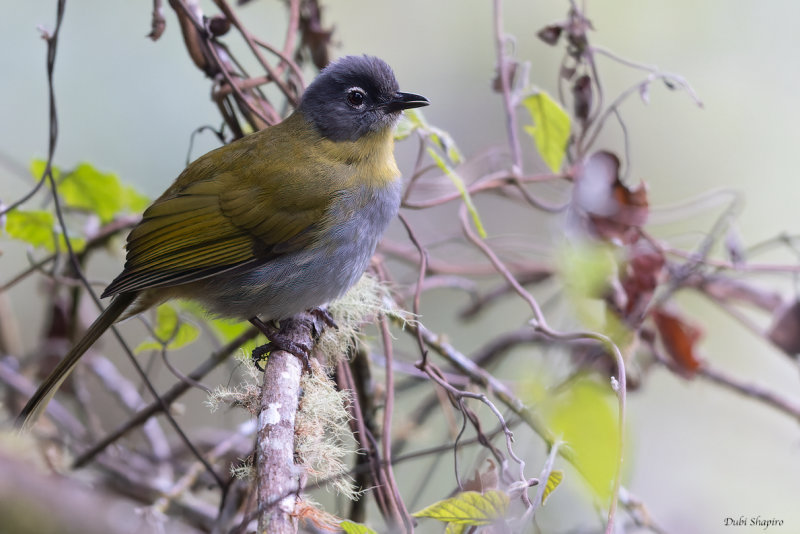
618, 246, 665, 321
767, 300, 800, 356
652, 308, 703, 376
574, 151, 649, 244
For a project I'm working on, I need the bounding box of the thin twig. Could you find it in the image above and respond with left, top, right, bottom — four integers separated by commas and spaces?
212, 0, 298, 105
72, 328, 257, 468
458, 204, 626, 534
379, 315, 414, 532
492, 0, 524, 173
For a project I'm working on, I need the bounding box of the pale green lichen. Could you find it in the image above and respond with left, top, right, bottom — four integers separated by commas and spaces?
295, 361, 361, 500
205, 352, 262, 415
206, 274, 404, 498
318, 273, 410, 363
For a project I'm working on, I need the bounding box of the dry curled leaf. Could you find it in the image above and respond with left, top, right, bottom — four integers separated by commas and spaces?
298, 0, 334, 69
208, 15, 231, 37
147, 3, 166, 41
618, 245, 665, 322
652, 307, 703, 376
537, 23, 564, 46
574, 151, 648, 244
462, 459, 499, 493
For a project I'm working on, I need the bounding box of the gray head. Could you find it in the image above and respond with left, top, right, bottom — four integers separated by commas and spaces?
299, 55, 429, 142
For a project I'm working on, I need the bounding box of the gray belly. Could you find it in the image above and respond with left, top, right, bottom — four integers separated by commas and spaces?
189, 181, 400, 320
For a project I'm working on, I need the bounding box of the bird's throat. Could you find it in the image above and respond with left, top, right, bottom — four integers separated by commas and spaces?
318, 127, 401, 189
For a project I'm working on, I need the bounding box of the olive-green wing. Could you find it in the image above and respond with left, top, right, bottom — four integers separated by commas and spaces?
101, 168, 329, 297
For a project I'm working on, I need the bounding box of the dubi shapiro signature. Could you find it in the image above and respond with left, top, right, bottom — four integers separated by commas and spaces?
724, 516, 783, 530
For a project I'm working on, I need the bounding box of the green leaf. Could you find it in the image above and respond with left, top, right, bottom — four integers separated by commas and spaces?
428, 148, 487, 238
5, 210, 54, 249
394, 115, 415, 141
557, 243, 632, 346
135, 342, 163, 354
121, 184, 150, 213
59, 163, 124, 222
397, 109, 464, 164
445, 523, 466, 534
211, 318, 265, 354
394, 108, 427, 140
340, 520, 378, 534
544, 378, 619, 500
541, 469, 564, 505
558, 243, 616, 300
54, 162, 148, 223
209, 317, 251, 343
413, 490, 509, 526
403, 108, 427, 130
3, 209, 85, 253
152, 303, 180, 340
179, 301, 265, 354
429, 127, 464, 165
56, 233, 86, 253
522, 92, 570, 173
135, 303, 200, 353
30, 158, 60, 181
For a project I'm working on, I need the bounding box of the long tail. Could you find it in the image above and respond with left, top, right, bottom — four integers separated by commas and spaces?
16, 292, 137, 431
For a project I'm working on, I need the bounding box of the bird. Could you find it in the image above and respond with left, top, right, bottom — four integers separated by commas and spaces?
17, 55, 429, 430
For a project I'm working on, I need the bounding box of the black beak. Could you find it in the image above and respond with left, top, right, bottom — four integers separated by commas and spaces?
386, 91, 430, 112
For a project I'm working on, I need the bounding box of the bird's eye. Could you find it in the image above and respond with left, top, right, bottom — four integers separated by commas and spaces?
347, 88, 366, 107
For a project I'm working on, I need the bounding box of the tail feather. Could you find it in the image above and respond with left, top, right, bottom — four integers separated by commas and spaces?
16, 293, 137, 431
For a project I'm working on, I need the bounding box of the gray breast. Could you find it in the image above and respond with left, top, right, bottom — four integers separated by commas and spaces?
192, 180, 401, 320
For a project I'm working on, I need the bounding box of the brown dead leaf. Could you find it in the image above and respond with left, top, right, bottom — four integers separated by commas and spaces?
298, 0, 334, 69
574, 151, 649, 244
619, 246, 665, 322
652, 307, 703, 376
463, 459, 499, 493
537, 24, 564, 46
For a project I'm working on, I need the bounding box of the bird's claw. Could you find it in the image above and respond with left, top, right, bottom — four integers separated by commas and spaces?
250, 308, 335, 372
252, 334, 313, 372
309, 306, 338, 334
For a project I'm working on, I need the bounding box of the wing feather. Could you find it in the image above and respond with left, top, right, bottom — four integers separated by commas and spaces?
102, 117, 337, 298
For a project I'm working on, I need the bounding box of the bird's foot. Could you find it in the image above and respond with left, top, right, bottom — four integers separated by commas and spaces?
309, 306, 338, 334
251, 333, 314, 372
249, 308, 336, 372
